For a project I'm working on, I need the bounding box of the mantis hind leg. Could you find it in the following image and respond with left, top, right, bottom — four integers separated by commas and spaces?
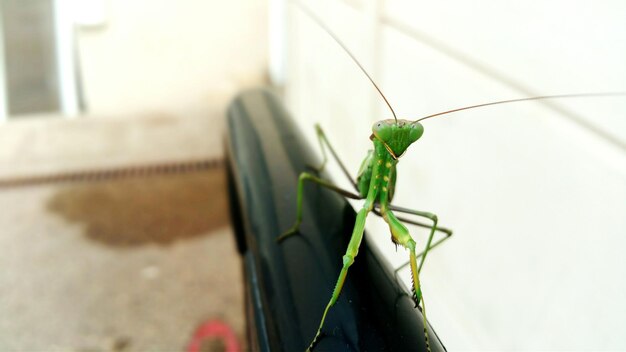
309, 123, 359, 191
306, 202, 371, 352
276, 172, 362, 242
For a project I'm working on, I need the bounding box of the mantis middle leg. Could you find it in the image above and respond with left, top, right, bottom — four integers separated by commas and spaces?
277, 172, 362, 242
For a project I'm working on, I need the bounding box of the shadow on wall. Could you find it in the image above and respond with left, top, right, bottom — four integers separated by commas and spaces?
46, 168, 228, 247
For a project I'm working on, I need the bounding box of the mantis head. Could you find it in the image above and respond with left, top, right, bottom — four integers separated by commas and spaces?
372, 119, 424, 159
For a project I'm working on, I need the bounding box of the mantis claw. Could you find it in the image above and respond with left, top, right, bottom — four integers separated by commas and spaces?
276, 226, 300, 242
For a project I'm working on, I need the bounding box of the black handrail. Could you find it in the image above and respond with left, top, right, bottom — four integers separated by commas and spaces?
225, 88, 446, 352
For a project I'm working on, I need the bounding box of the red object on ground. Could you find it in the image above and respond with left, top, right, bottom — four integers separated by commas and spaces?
186, 319, 240, 352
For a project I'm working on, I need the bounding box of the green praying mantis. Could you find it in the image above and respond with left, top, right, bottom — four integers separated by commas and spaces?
276, 3, 626, 351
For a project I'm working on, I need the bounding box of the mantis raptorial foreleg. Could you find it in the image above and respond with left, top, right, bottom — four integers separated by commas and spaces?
386, 205, 440, 272
379, 207, 424, 303
277, 172, 362, 242
373, 206, 452, 238
374, 206, 453, 270
379, 206, 431, 350
306, 200, 372, 352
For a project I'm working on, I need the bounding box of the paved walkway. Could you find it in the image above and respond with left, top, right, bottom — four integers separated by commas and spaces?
0, 113, 243, 351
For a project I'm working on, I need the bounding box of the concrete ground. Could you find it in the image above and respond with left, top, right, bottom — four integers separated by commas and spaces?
0, 113, 243, 351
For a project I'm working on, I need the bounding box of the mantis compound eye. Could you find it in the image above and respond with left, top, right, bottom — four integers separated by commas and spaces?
409, 122, 424, 142
372, 120, 392, 141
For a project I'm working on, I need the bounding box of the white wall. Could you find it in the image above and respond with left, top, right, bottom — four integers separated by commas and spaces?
283, 0, 626, 349
77, 0, 268, 116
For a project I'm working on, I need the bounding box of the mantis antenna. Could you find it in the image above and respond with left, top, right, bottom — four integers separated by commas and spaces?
294, 1, 398, 123
413, 92, 626, 123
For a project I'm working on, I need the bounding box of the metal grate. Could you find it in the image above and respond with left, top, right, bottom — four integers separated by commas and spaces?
0, 158, 224, 188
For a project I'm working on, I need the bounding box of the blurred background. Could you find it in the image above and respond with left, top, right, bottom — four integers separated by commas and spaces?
0, 0, 266, 350
0, 0, 625, 350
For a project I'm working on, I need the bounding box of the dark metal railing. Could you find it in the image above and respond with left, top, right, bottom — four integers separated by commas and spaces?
225, 88, 445, 352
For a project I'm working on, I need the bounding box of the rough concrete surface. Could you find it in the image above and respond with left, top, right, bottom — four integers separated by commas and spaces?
0, 114, 243, 351
0, 111, 225, 178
